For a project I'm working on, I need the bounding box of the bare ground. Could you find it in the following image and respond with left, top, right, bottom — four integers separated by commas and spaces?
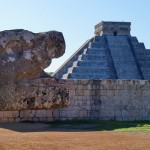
0, 123, 150, 150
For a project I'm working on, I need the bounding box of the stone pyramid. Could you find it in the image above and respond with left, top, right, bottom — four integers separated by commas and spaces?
54, 21, 150, 80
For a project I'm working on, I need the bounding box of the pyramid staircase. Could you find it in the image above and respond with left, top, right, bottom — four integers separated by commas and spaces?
62, 36, 116, 79
129, 37, 150, 80
53, 21, 150, 80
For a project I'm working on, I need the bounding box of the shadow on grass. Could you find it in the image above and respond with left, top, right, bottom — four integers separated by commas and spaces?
0, 120, 150, 132
48, 120, 150, 132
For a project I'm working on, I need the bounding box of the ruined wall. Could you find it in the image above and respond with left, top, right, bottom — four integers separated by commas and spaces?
0, 78, 69, 111
0, 79, 150, 122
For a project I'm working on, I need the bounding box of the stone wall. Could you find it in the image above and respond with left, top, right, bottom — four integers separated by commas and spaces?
53, 38, 93, 79
0, 78, 69, 111
0, 79, 150, 122
94, 21, 131, 36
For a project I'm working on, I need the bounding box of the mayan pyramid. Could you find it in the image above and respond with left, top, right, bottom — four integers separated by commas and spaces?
53, 21, 150, 80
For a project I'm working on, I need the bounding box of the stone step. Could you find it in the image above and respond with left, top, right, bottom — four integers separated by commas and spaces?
134, 49, 146, 53
138, 56, 150, 61
83, 48, 106, 55
109, 45, 130, 49
87, 47, 106, 51
77, 61, 109, 67
93, 37, 106, 46
83, 48, 88, 54
68, 73, 110, 79
86, 48, 106, 55
130, 37, 139, 42
107, 36, 142, 79
134, 50, 149, 57
62, 74, 69, 79
143, 76, 150, 80
77, 55, 83, 61
137, 54, 150, 58
103, 59, 136, 64
136, 53, 150, 59
89, 42, 101, 48
107, 36, 129, 47
132, 43, 145, 49
144, 77, 150, 80
67, 67, 74, 74
112, 55, 133, 59
72, 61, 78, 67
109, 50, 134, 57
86, 52, 106, 56
138, 43, 145, 49
87, 50, 106, 55
94, 36, 104, 42
82, 54, 107, 61
73, 67, 109, 74
139, 61, 150, 67
141, 68, 150, 73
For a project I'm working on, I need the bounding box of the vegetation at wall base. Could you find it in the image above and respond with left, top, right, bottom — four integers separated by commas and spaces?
48, 120, 150, 132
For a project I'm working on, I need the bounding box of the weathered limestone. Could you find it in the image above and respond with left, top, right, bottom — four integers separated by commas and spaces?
0, 29, 65, 84
0, 78, 69, 110
0, 23, 150, 122
54, 21, 150, 80
0, 79, 150, 122
0, 29, 69, 110
94, 21, 131, 36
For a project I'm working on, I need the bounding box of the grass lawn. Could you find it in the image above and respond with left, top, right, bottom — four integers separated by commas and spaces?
48, 120, 150, 132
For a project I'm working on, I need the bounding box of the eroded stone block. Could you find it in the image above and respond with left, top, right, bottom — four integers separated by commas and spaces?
0, 29, 69, 110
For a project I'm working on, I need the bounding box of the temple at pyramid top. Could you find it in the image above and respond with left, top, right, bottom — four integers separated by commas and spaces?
94, 21, 131, 36
53, 21, 150, 80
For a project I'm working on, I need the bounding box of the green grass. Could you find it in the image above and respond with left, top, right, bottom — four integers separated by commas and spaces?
48, 120, 150, 132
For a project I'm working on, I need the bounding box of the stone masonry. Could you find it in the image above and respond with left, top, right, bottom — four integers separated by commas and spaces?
0, 78, 69, 111
54, 21, 150, 80
0, 22, 150, 122
0, 79, 150, 122
0, 29, 69, 110
0, 29, 65, 84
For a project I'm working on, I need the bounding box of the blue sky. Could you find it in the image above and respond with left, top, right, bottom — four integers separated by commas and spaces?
0, 0, 150, 72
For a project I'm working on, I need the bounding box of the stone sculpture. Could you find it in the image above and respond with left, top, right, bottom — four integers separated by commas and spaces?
0, 29, 69, 110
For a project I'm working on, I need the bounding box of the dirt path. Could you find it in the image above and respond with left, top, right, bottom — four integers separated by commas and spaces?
0, 123, 150, 150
